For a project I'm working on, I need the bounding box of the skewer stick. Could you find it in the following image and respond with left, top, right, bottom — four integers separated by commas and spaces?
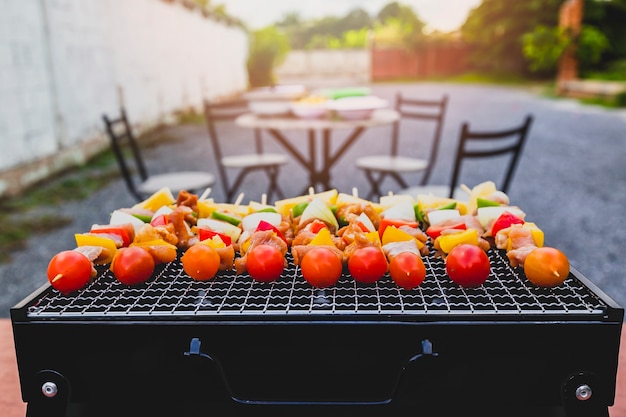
352, 187, 358, 198
234, 192, 245, 206
460, 184, 473, 195
261, 193, 267, 206
308, 186, 315, 196
199, 187, 212, 201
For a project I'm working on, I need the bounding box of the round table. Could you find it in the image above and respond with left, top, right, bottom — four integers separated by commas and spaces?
235, 109, 399, 193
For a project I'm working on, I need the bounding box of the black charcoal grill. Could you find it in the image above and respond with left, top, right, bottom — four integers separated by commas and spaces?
11, 248, 623, 417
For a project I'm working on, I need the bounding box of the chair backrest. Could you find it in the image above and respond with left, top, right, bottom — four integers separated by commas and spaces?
392, 93, 448, 185
447, 114, 533, 198
203, 99, 263, 193
102, 108, 147, 201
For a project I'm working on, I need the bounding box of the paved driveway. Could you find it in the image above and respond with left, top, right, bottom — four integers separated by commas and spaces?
1, 82, 625, 316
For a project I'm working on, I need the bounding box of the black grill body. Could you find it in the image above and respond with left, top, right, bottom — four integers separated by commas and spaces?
11, 250, 623, 417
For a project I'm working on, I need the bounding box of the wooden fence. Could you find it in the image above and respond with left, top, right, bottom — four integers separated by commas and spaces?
371, 41, 472, 81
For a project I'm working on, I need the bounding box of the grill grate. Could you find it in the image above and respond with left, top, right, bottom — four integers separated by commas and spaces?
25, 249, 608, 319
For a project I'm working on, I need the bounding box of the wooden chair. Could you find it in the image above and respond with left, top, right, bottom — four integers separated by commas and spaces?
203, 99, 288, 203
400, 115, 533, 200
355, 93, 448, 200
103, 108, 215, 202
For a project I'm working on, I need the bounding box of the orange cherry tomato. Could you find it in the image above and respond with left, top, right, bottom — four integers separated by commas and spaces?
389, 252, 426, 290
47, 250, 93, 294
111, 246, 155, 286
445, 244, 490, 287
523, 247, 569, 287
300, 247, 343, 288
181, 244, 221, 281
246, 244, 285, 282
348, 246, 388, 284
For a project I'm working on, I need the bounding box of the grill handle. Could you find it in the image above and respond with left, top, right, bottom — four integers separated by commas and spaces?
393, 339, 442, 405
181, 337, 231, 402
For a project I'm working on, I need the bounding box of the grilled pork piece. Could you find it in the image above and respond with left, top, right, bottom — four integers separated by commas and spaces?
291, 244, 346, 266
235, 229, 288, 275
495, 224, 537, 267
382, 240, 421, 261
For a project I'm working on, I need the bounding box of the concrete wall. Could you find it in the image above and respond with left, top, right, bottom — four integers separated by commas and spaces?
0, 0, 249, 197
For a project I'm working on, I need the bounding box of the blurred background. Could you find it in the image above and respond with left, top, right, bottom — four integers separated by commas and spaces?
1, 0, 625, 308
1, 3, 626, 415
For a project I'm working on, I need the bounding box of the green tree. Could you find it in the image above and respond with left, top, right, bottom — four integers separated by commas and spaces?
375, 2, 425, 48
247, 26, 290, 87
340, 8, 373, 31
462, 0, 564, 74
582, 0, 626, 73
522, 25, 570, 73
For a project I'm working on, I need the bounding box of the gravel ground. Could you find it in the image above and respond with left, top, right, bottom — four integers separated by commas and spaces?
2, 81, 626, 317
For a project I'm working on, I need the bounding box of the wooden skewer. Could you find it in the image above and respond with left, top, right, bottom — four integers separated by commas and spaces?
261, 193, 267, 206
199, 187, 212, 201
460, 184, 473, 195
352, 187, 358, 198
234, 192, 245, 206
308, 186, 315, 196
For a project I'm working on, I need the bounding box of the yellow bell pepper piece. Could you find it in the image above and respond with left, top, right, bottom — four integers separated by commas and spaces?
381, 226, 425, 249
365, 230, 381, 245
437, 229, 478, 253
240, 237, 251, 254
74, 234, 118, 264
308, 227, 336, 247
198, 236, 226, 249
134, 187, 176, 212
197, 199, 216, 219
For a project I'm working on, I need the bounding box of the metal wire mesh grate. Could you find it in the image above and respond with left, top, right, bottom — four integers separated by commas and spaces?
25, 249, 607, 319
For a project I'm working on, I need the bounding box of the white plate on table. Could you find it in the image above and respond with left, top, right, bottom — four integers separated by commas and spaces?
326, 96, 389, 120
248, 100, 292, 116
243, 84, 307, 101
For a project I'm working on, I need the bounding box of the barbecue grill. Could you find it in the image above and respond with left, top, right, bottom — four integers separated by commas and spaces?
11, 247, 623, 417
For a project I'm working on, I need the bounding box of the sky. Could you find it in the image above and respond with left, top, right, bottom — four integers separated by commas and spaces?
216, 0, 483, 33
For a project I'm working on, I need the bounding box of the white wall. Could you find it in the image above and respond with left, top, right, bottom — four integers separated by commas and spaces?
0, 0, 249, 196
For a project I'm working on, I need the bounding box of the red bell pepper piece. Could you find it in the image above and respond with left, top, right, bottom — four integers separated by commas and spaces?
308, 219, 328, 234
150, 214, 169, 227
426, 222, 467, 240
256, 220, 288, 245
378, 219, 419, 240
89, 226, 132, 247
198, 228, 232, 246
491, 212, 524, 236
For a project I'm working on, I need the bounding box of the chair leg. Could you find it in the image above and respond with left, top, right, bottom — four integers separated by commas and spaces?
389, 172, 409, 189
226, 168, 253, 203
266, 166, 285, 201
363, 170, 386, 201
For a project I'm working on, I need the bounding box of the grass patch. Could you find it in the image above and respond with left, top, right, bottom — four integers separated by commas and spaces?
0, 123, 193, 264
0, 214, 73, 263
175, 109, 206, 125
0, 150, 121, 264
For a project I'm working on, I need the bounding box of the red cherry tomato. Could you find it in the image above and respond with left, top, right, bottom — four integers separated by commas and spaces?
348, 246, 388, 283
445, 244, 490, 287
300, 247, 343, 288
389, 252, 426, 290
181, 244, 221, 281
246, 244, 285, 282
111, 246, 155, 286
47, 250, 93, 294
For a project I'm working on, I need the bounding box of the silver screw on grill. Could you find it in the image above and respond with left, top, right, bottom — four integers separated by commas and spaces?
575, 384, 592, 401
41, 381, 58, 398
